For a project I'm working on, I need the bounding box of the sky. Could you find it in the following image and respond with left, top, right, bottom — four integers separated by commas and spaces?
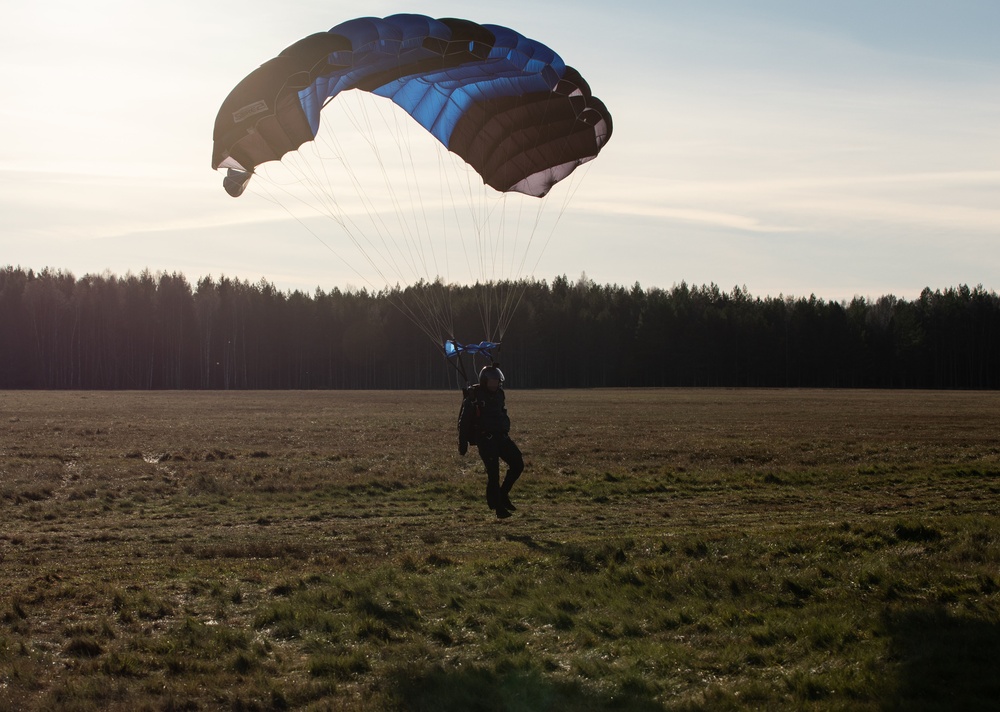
1, 0, 997, 302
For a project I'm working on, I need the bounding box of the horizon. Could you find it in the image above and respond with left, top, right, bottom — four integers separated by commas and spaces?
5, 263, 995, 305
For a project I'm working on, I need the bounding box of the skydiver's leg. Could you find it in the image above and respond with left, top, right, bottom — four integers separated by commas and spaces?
498, 437, 524, 511
478, 437, 501, 510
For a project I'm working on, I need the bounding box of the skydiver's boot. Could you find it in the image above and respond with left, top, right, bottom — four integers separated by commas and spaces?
498, 489, 516, 512
495, 506, 512, 520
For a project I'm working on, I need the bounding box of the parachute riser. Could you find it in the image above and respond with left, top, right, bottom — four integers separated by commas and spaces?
444, 339, 501, 389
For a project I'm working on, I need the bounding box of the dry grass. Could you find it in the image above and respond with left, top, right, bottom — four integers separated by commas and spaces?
1, 389, 999, 710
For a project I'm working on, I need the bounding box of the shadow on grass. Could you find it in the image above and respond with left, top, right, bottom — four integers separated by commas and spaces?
884, 606, 1000, 711
503, 534, 561, 552
386, 664, 665, 712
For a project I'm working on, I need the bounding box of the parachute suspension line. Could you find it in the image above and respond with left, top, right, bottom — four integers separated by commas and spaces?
280, 135, 408, 288
491, 88, 553, 341
528, 161, 593, 276
250, 179, 379, 294
433, 133, 487, 341
253, 125, 452, 355
330, 92, 459, 350
493, 196, 533, 341
493, 194, 516, 339
356, 95, 426, 279
447, 136, 511, 345
250, 178, 449, 351
311, 96, 453, 344
494, 190, 533, 341
441, 139, 506, 345
392, 98, 439, 281
475, 188, 500, 343
348, 94, 457, 345
461, 85, 535, 345
334, 95, 426, 286
471, 179, 495, 342
490, 192, 511, 339
435, 137, 504, 346
253, 172, 438, 343
390, 103, 459, 344
436, 139, 476, 285
435, 142, 460, 342
492, 144, 594, 342
501, 162, 595, 337
253, 154, 401, 295
486, 88, 527, 343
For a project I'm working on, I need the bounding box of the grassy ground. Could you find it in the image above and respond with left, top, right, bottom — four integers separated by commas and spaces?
1, 389, 998, 711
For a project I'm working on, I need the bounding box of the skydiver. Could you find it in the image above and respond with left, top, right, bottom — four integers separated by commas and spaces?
458, 364, 523, 519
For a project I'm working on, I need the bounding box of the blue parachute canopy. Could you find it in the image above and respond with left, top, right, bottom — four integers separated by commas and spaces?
445, 340, 501, 359
213, 14, 612, 197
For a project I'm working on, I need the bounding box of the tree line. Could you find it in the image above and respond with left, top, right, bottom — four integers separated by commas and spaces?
1, 266, 998, 390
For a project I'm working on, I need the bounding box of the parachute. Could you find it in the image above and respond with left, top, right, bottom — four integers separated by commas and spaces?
212, 14, 612, 381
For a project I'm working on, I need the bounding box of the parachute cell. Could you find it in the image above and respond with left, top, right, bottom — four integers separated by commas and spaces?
212, 14, 612, 197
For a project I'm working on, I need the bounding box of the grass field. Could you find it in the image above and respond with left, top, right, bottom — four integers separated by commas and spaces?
1, 388, 999, 711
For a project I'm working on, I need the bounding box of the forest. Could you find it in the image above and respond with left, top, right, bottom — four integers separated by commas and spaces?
1, 265, 998, 390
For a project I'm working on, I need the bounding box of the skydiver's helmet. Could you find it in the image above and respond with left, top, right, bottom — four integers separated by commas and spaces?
479, 364, 505, 387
